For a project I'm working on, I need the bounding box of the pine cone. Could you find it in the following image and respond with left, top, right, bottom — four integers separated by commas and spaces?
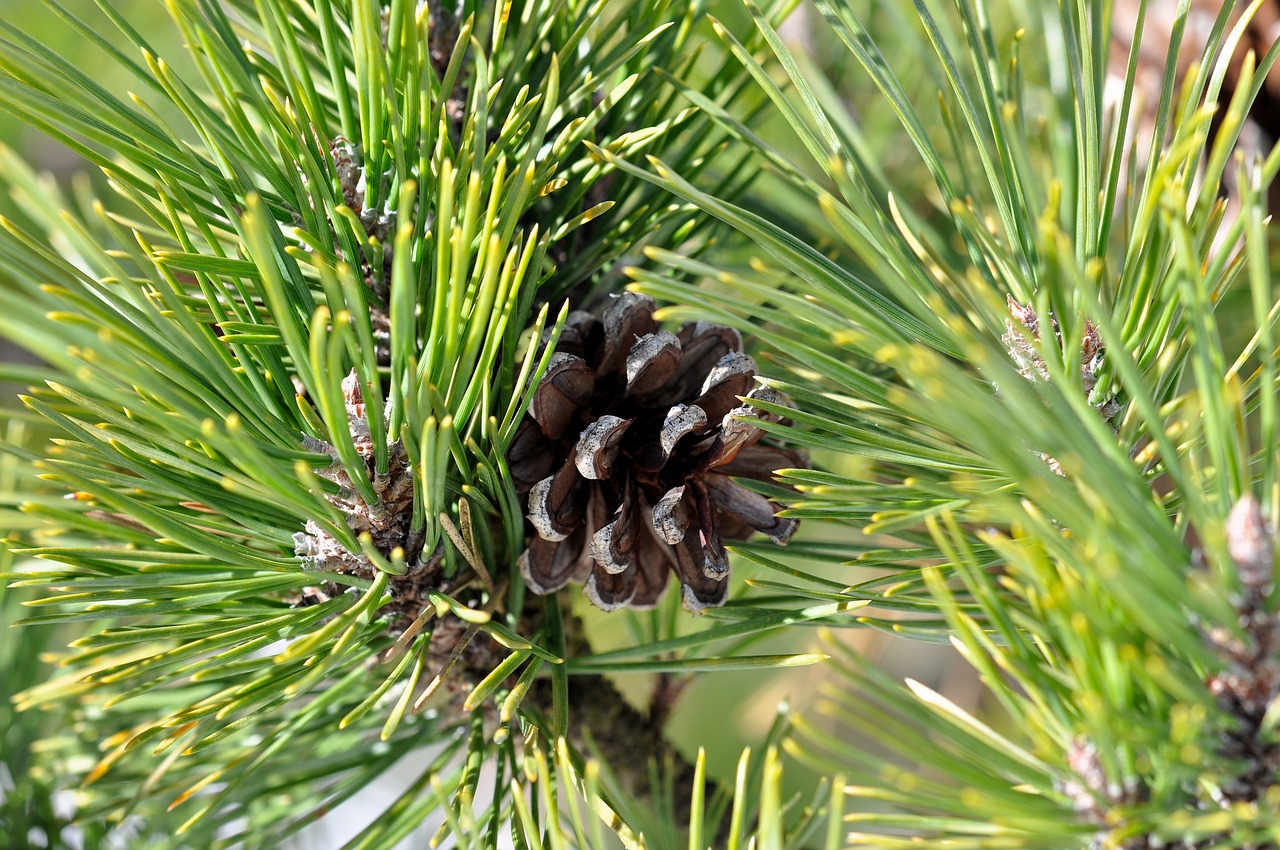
507, 293, 803, 611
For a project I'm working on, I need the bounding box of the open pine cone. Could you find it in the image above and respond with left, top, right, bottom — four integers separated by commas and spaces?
507, 293, 803, 611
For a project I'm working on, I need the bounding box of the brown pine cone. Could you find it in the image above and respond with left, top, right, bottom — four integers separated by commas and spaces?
507, 293, 803, 611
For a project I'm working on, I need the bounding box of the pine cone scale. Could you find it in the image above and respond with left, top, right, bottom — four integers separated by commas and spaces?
669, 322, 742, 400
590, 505, 636, 574
519, 534, 587, 594
659, 404, 709, 459
597, 293, 659, 376
626, 330, 683, 397
585, 560, 637, 609
704, 473, 797, 545
651, 484, 690, 545
573, 415, 630, 479
508, 419, 558, 490
714, 444, 802, 480
527, 462, 585, 542
689, 480, 730, 578
672, 533, 729, 611
531, 353, 595, 440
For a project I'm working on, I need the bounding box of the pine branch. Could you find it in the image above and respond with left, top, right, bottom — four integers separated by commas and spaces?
0, 1, 806, 843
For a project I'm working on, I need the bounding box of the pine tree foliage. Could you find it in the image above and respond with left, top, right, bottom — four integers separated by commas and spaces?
5, 0, 1280, 848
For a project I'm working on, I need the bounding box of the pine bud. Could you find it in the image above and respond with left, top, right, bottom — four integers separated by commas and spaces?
1226, 494, 1274, 593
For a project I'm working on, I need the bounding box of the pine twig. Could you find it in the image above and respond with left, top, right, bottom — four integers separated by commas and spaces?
531, 611, 718, 832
